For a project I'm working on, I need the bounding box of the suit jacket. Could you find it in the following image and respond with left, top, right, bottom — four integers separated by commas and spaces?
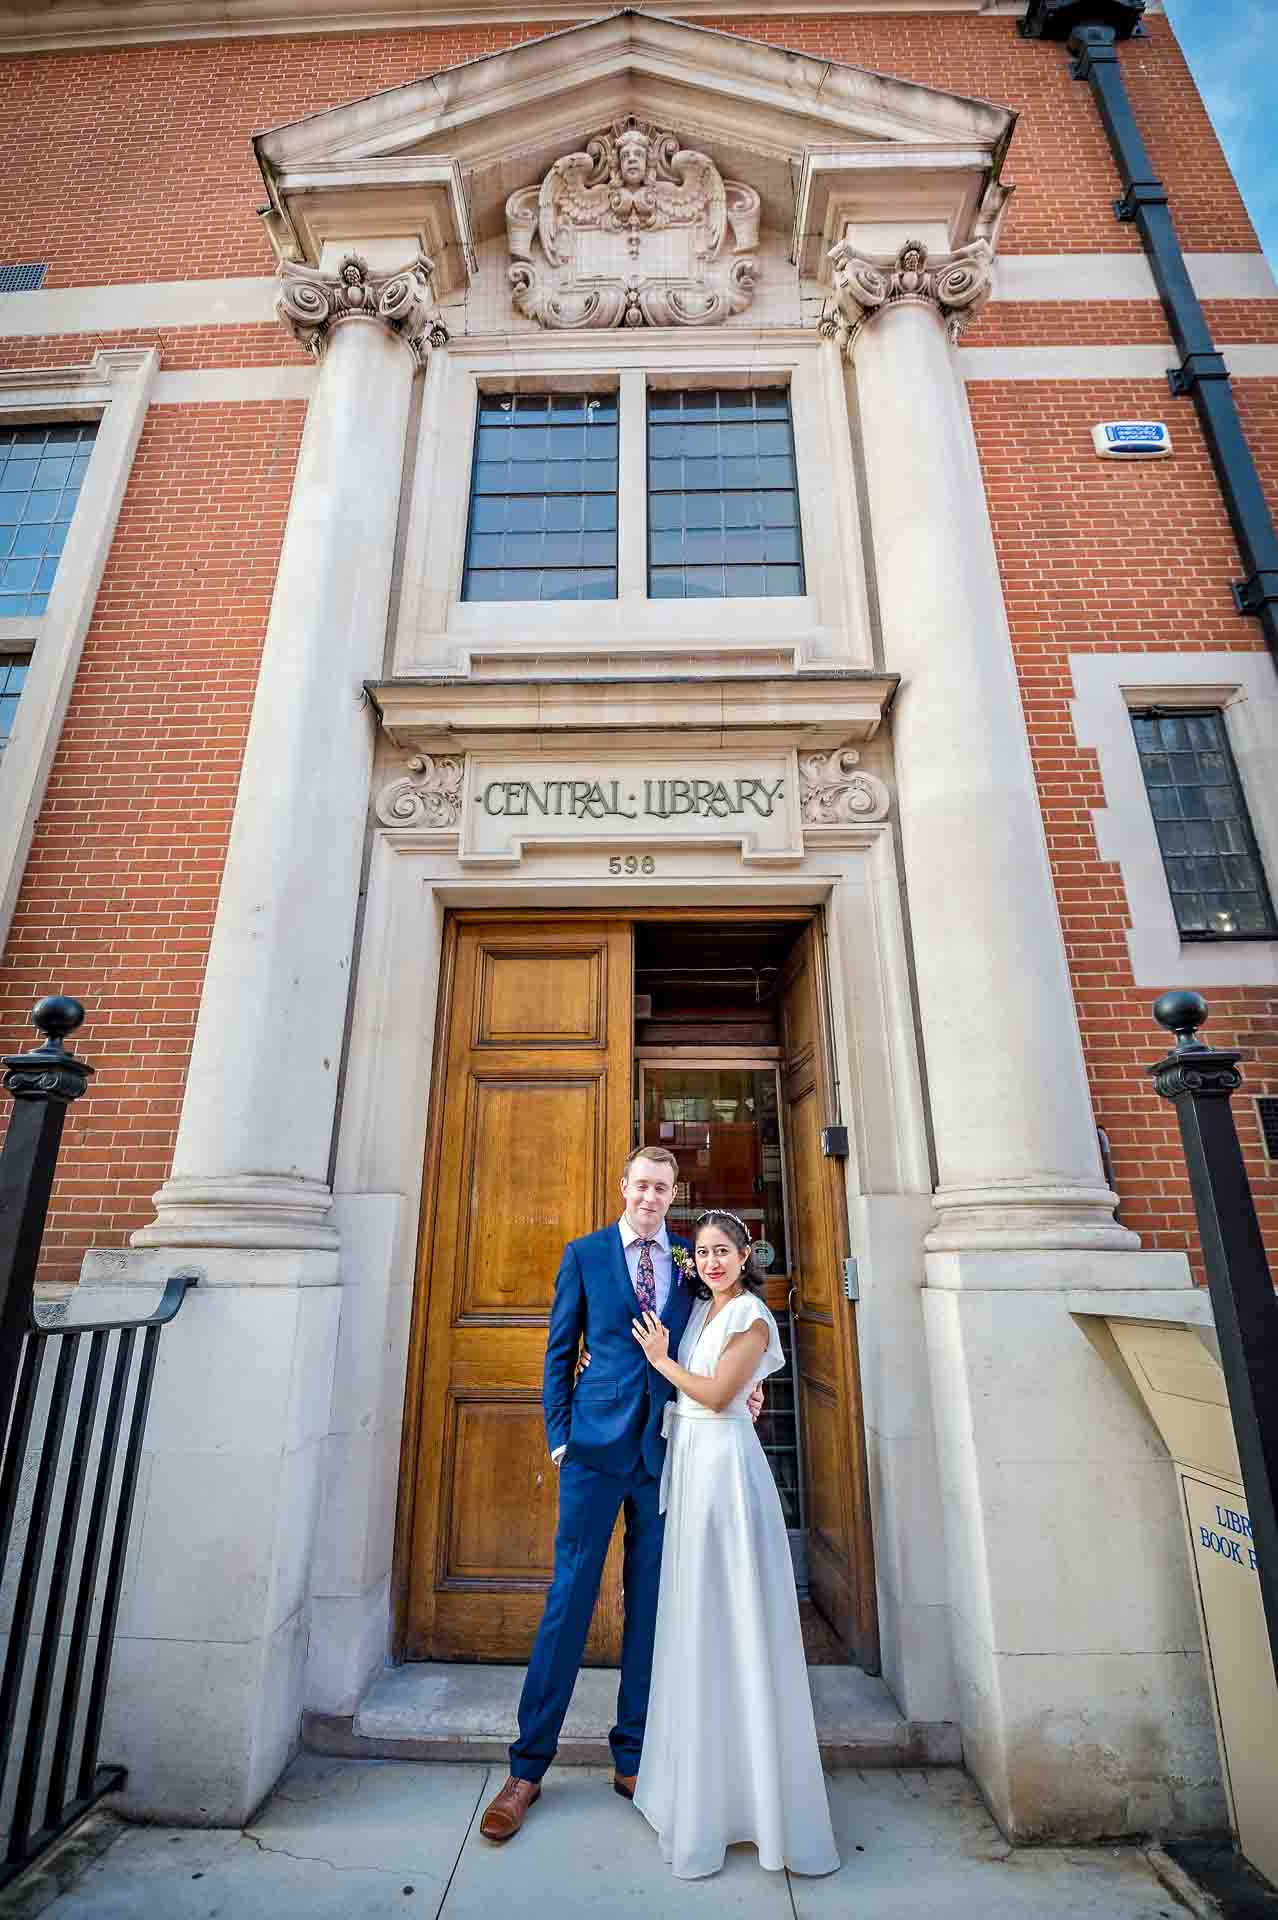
543, 1223, 696, 1482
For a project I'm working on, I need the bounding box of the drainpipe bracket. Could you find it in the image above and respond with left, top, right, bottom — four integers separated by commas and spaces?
1021, 0, 1145, 44
1167, 352, 1231, 397
1069, 32, 1117, 79
1114, 180, 1168, 222
1231, 572, 1278, 621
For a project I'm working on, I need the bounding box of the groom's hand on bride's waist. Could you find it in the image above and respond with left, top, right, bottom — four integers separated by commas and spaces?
569, 1346, 764, 1421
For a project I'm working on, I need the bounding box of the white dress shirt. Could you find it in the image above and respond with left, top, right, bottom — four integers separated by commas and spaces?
552, 1217, 674, 1464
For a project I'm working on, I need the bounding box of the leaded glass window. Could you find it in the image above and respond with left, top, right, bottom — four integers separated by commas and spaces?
647, 388, 805, 599
0, 423, 98, 616
1132, 708, 1277, 937
0, 654, 29, 754
461, 393, 617, 602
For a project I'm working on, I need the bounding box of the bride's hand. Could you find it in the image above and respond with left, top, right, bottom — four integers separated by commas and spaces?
632, 1311, 670, 1369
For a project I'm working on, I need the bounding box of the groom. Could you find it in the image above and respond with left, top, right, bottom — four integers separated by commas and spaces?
479, 1145, 761, 1842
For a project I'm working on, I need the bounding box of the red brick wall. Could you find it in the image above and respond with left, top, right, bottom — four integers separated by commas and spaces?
964, 301, 1278, 349
0, 13, 1256, 288
0, 11, 1274, 1280
0, 403, 304, 1282
967, 374, 1278, 1269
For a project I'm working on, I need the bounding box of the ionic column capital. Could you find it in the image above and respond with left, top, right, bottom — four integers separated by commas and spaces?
276, 252, 449, 368
820, 236, 994, 355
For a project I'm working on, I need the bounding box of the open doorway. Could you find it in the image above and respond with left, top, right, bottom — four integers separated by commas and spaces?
636, 918, 874, 1669
398, 910, 877, 1675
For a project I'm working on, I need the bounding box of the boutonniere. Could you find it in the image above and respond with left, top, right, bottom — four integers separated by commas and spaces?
672, 1247, 697, 1286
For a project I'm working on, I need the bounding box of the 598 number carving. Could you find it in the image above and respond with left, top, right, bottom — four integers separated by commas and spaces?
608, 854, 656, 875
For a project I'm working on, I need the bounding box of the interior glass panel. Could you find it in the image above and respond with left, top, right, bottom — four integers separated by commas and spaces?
642, 1064, 800, 1527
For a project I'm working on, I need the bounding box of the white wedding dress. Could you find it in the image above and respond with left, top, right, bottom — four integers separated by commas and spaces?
633, 1292, 840, 1880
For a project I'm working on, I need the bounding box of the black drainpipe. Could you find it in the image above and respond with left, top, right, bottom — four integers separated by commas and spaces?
1021, 0, 1278, 669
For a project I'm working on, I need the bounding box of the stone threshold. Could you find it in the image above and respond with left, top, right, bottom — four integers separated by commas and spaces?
303, 1663, 961, 1771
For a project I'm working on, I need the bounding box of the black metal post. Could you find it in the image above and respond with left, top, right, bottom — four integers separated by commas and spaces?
1020, 0, 1278, 665
0, 998, 93, 1435
1149, 991, 1278, 1683
0, 993, 200, 1883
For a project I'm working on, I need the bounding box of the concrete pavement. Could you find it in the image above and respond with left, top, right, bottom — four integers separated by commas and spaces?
14, 1758, 1204, 1919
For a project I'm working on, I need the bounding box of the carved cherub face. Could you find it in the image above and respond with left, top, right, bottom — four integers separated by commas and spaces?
616, 130, 649, 188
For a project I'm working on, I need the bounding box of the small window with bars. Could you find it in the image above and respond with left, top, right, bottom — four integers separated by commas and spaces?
0, 264, 48, 293
0, 654, 30, 754
460, 392, 618, 602
1256, 1096, 1278, 1161
0, 422, 98, 616
1131, 707, 1278, 938
647, 387, 805, 600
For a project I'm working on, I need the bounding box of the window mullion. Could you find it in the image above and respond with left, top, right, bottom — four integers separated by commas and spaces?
617, 370, 648, 606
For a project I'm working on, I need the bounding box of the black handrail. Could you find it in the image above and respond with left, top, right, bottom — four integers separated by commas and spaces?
1149, 993, 1278, 1686
0, 997, 200, 1885
0, 1275, 199, 1883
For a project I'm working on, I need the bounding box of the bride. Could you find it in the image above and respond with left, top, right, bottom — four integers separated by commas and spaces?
629, 1209, 840, 1881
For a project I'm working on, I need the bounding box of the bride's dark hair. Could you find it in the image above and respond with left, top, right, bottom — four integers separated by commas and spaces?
686, 1211, 766, 1301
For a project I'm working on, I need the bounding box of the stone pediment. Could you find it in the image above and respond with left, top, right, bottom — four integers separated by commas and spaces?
252, 12, 1016, 302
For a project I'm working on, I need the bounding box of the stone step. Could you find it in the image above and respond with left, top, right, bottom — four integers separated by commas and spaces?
303, 1663, 961, 1771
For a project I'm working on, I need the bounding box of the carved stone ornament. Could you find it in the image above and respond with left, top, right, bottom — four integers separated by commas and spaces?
820, 236, 994, 354
505, 117, 762, 329
375, 754, 464, 829
798, 748, 890, 826
276, 253, 449, 368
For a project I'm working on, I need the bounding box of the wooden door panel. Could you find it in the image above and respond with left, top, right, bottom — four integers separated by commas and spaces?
443, 1396, 558, 1582
401, 917, 632, 1664
780, 957, 817, 1064
786, 1086, 835, 1316
476, 941, 605, 1046
781, 922, 879, 1673
457, 1076, 604, 1319
799, 1377, 848, 1566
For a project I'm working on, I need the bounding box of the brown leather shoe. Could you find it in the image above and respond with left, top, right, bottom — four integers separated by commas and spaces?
613, 1772, 637, 1801
479, 1775, 540, 1843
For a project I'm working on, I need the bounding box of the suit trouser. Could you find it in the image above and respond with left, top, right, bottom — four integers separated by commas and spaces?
510, 1453, 664, 1781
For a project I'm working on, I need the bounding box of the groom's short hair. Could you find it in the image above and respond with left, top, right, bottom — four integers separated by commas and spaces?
623, 1144, 680, 1182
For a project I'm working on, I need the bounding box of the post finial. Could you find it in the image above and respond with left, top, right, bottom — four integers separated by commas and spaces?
2, 995, 93, 1103
31, 996, 85, 1053
1153, 990, 1208, 1053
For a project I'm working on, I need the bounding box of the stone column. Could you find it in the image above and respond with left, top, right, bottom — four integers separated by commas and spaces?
135, 253, 445, 1253
825, 237, 1133, 1254
825, 241, 1215, 1844
90, 255, 444, 1826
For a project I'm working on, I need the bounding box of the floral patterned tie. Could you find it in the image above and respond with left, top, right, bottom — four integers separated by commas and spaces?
634, 1238, 657, 1316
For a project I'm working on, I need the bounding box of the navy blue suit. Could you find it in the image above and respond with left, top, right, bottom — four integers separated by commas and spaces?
511, 1223, 695, 1781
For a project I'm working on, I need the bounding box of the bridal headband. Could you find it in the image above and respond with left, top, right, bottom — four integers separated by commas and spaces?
693, 1208, 753, 1240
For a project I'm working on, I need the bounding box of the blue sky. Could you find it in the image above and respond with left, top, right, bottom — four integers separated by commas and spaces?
1165, 0, 1277, 267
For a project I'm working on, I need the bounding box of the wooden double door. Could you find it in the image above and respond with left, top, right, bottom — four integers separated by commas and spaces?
397, 913, 877, 1672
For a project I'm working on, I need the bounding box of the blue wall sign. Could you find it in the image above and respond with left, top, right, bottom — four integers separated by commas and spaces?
1092, 420, 1172, 458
